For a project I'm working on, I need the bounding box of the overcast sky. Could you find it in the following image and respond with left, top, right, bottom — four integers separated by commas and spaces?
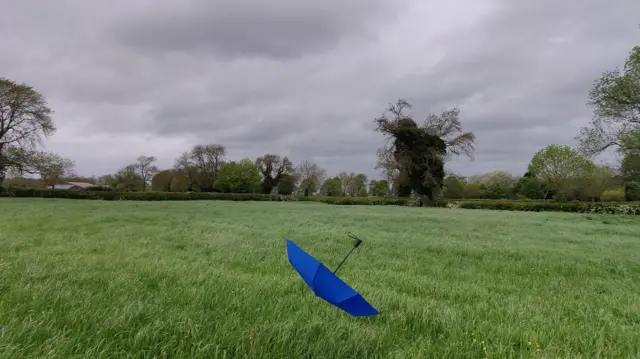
1, 0, 638, 179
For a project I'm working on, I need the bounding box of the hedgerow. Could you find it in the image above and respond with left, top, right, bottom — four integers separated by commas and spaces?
2, 188, 639, 214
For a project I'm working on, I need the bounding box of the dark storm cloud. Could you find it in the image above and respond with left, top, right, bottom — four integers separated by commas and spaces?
113, 0, 403, 59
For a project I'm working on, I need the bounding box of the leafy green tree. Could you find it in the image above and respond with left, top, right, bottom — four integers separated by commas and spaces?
463, 182, 485, 199
576, 42, 640, 156
484, 183, 509, 199
527, 144, 594, 197
368, 179, 389, 197
213, 159, 261, 193
516, 176, 545, 199
621, 131, 640, 179
344, 173, 367, 196
320, 177, 342, 196
442, 175, 466, 198
255, 154, 293, 194
0, 78, 56, 186
112, 165, 145, 191
579, 164, 615, 201
478, 171, 515, 198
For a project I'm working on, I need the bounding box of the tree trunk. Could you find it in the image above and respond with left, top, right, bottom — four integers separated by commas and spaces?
418, 195, 435, 207
624, 183, 631, 202
0, 166, 6, 188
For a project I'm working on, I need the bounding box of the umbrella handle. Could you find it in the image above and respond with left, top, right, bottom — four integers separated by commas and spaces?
347, 232, 362, 248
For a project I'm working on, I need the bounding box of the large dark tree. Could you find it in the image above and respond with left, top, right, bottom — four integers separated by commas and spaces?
374, 99, 448, 205
255, 154, 293, 194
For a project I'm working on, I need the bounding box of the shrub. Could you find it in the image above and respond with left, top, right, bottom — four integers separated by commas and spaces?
447, 199, 639, 215
601, 188, 625, 202
85, 185, 112, 191
3, 188, 639, 214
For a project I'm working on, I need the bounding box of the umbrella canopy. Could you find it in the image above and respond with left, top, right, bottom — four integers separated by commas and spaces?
285, 239, 379, 317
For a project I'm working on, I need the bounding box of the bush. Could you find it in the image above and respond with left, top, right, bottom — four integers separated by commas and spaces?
3, 188, 639, 214
85, 185, 112, 191
447, 199, 640, 215
626, 181, 640, 201
601, 188, 625, 202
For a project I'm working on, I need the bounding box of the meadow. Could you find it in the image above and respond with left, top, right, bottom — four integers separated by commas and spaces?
0, 198, 639, 358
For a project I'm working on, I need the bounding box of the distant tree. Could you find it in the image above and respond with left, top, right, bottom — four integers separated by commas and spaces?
344, 173, 367, 196
514, 172, 545, 199
374, 99, 448, 205
190, 144, 226, 192
621, 150, 640, 181
151, 170, 175, 192
65, 176, 97, 184
527, 145, 594, 197
277, 173, 298, 195
0, 78, 56, 186
255, 154, 293, 194
112, 165, 144, 191
214, 158, 261, 193
442, 175, 466, 198
478, 171, 515, 198
579, 164, 615, 201
337, 172, 349, 195
296, 160, 326, 196
463, 182, 485, 198
320, 177, 342, 196
97, 174, 116, 188
34, 152, 76, 189
133, 155, 158, 191
422, 107, 476, 161
173, 152, 200, 191
576, 41, 640, 156
368, 179, 389, 197
620, 133, 640, 201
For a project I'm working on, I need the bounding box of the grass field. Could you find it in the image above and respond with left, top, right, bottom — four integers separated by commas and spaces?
1, 199, 639, 358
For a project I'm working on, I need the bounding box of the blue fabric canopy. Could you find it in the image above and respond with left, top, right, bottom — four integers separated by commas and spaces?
286, 239, 379, 317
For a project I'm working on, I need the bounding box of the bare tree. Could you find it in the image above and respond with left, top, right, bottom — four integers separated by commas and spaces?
295, 160, 327, 196
173, 152, 199, 192
133, 155, 158, 191
423, 107, 476, 161
191, 144, 226, 191
0, 78, 56, 186
34, 152, 76, 189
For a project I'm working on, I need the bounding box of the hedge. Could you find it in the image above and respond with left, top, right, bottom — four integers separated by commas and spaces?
447, 199, 640, 215
0, 188, 412, 205
2, 188, 639, 214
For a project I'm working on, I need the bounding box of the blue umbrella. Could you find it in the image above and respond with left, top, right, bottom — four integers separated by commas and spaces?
285, 233, 379, 317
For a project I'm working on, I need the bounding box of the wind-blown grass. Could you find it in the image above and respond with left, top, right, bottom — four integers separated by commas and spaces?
0, 198, 639, 358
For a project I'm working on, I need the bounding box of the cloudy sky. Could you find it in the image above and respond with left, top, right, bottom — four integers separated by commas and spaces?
1, 0, 638, 179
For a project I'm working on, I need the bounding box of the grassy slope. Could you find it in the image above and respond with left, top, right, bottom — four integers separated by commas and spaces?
0, 199, 639, 358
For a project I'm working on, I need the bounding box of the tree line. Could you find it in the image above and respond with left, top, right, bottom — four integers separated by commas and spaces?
1, 34, 639, 203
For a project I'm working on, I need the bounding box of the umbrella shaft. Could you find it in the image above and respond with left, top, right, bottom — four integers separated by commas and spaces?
333, 246, 357, 274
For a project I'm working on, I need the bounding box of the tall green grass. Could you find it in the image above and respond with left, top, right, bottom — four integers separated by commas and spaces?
0, 198, 639, 358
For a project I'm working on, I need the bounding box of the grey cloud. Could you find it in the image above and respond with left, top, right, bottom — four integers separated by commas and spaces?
1, 0, 638, 180
112, 0, 402, 60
